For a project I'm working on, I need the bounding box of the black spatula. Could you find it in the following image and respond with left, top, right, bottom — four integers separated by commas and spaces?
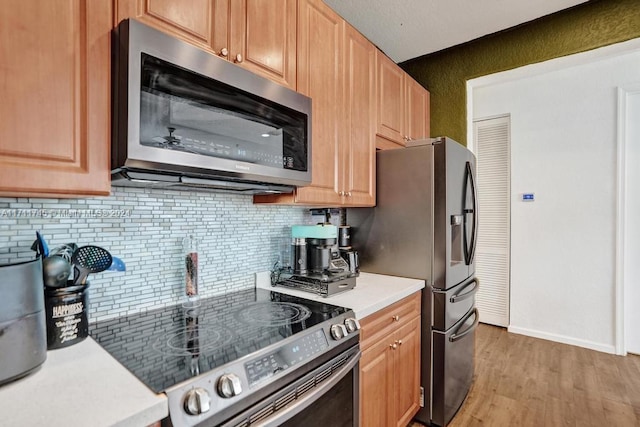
72, 245, 113, 285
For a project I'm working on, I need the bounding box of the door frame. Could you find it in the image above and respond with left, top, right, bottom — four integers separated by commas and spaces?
616, 83, 640, 355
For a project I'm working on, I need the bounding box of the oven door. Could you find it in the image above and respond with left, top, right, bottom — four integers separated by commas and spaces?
222, 346, 360, 427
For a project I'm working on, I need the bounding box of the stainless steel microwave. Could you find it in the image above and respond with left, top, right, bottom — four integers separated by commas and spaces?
111, 19, 312, 194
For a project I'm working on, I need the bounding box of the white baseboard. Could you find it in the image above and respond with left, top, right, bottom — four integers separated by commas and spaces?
507, 325, 616, 354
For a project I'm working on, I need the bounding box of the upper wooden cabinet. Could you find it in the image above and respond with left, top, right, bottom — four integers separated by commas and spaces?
254, 0, 375, 207
115, 0, 214, 48
115, 0, 297, 89
376, 51, 430, 150
227, 0, 297, 89
340, 24, 376, 206
289, 0, 344, 205
376, 51, 405, 146
406, 77, 430, 144
0, 0, 112, 197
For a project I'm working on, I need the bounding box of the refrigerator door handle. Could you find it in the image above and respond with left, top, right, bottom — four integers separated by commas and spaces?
450, 278, 479, 304
470, 161, 478, 263
463, 161, 478, 265
449, 308, 479, 343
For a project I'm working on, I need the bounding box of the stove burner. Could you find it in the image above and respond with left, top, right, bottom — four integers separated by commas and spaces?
152, 324, 235, 356
235, 302, 312, 327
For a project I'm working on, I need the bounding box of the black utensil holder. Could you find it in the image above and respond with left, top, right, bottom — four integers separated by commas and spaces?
44, 281, 89, 350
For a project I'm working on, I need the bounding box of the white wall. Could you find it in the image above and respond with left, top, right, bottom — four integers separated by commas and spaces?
624, 89, 640, 354
471, 41, 640, 353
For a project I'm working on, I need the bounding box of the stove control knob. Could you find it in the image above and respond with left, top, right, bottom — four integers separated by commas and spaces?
344, 318, 361, 333
183, 387, 211, 415
217, 373, 243, 398
330, 323, 348, 340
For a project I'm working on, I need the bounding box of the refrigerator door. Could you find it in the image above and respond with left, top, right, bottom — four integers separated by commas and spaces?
349, 144, 434, 281
432, 277, 479, 331
431, 307, 478, 426
432, 137, 477, 290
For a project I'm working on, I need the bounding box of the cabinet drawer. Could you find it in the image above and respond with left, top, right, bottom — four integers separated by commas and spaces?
359, 291, 421, 350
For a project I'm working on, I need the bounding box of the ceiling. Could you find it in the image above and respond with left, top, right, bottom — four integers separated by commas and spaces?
323, 0, 588, 63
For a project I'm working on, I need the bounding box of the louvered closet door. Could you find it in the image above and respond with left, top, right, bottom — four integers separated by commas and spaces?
473, 116, 510, 327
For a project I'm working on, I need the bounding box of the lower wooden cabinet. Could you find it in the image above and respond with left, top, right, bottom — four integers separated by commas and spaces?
359, 292, 422, 427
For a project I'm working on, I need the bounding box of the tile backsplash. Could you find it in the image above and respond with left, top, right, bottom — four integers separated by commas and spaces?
0, 187, 311, 321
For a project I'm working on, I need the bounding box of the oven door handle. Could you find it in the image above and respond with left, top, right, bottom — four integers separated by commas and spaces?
255, 350, 361, 427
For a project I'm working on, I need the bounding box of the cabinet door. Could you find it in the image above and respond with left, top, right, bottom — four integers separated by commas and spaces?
360, 338, 394, 427
229, 0, 296, 89
406, 76, 430, 141
0, 0, 111, 197
294, 0, 343, 205
342, 24, 375, 206
376, 51, 405, 146
394, 316, 422, 427
116, 0, 216, 52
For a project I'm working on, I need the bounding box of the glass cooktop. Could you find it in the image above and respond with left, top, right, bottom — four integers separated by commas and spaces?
89, 288, 350, 393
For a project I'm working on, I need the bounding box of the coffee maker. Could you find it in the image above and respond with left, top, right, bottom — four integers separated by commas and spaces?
279, 223, 358, 297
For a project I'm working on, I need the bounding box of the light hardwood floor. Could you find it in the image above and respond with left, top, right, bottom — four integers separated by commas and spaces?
410, 323, 640, 427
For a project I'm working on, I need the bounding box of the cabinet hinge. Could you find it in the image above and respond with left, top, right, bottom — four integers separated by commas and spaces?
419, 386, 425, 407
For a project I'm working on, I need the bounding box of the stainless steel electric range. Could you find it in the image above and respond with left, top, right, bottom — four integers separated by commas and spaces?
89, 288, 361, 427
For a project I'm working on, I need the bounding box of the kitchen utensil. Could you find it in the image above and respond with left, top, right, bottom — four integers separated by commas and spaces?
107, 256, 126, 272
71, 246, 112, 285
34, 231, 49, 257
50, 243, 78, 263
339, 248, 359, 274
43, 255, 72, 288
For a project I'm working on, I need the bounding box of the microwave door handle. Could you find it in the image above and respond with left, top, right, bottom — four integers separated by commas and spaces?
254, 351, 361, 427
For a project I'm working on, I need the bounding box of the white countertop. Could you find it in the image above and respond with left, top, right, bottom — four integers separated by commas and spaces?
257, 271, 425, 319
0, 337, 167, 427
0, 272, 422, 427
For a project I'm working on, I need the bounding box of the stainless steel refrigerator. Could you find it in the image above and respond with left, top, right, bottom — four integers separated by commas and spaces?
350, 137, 479, 426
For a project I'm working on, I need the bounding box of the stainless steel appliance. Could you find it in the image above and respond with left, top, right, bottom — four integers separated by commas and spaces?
277, 242, 358, 297
90, 288, 360, 427
112, 19, 312, 194
350, 137, 479, 426
276, 225, 358, 297
0, 257, 47, 386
